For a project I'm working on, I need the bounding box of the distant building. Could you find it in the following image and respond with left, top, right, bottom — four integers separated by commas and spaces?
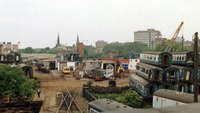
0, 42, 18, 54
176, 36, 184, 43
95, 40, 108, 47
152, 37, 168, 48
77, 43, 84, 57
129, 59, 140, 70
94, 48, 103, 53
134, 29, 162, 48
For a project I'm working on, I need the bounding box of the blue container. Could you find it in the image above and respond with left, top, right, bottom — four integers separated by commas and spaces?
122, 64, 128, 69
70, 66, 73, 71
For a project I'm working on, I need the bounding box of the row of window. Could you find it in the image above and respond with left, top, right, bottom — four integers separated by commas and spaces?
130, 78, 145, 92
172, 55, 186, 61
140, 54, 159, 61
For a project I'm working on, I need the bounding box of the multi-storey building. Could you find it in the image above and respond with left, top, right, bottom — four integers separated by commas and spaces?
134, 29, 162, 48
95, 40, 108, 47
0, 42, 18, 54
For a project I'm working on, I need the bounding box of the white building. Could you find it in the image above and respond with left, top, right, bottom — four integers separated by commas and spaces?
128, 59, 140, 70
134, 29, 162, 48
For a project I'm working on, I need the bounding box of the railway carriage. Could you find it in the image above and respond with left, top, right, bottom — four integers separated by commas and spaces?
159, 83, 174, 90
172, 51, 200, 66
140, 52, 172, 67
0, 54, 5, 63
153, 89, 200, 108
172, 65, 195, 83
163, 66, 180, 83
136, 62, 163, 82
88, 99, 157, 113
129, 74, 159, 98
0, 52, 22, 64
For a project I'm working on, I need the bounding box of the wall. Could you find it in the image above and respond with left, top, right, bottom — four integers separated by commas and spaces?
128, 59, 140, 70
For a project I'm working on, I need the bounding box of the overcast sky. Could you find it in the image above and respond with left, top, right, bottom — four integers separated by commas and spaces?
0, 0, 200, 48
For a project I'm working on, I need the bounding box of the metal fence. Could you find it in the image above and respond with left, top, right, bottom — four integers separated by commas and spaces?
82, 85, 97, 102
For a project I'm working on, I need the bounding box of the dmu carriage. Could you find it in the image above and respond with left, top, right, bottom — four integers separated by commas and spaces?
163, 66, 180, 83
129, 74, 158, 98
172, 51, 200, 66
136, 62, 163, 82
0, 52, 21, 64
153, 89, 200, 108
140, 52, 172, 67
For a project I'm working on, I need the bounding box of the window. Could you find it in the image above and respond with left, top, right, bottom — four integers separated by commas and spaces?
186, 71, 191, 81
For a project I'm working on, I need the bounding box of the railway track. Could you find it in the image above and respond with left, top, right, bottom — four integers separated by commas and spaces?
51, 70, 83, 113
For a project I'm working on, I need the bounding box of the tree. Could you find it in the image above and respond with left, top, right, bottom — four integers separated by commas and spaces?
23, 47, 35, 53
122, 42, 148, 58
45, 47, 50, 51
0, 65, 38, 99
47, 49, 60, 54
116, 89, 143, 108
36, 49, 47, 53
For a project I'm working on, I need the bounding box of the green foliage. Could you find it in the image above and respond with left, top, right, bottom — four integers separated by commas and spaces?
143, 42, 191, 52
102, 43, 124, 55
47, 49, 60, 54
122, 42, 148, 58
0, 65, 38, 99
36, 49, 47, 53
23, 47, 35, 53
91, 89, 143, 108
102, 42, 148, 58
116, 89, 143, 108
45, 47, 50, 51
87, 80, 93, 91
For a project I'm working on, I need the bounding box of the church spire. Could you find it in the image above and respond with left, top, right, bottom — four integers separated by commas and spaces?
56, 31, 60, 47
76, 34, 80, 46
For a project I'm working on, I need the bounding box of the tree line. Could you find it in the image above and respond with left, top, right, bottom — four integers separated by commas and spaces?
19, 47, 60, 54
20, 41, 195, 58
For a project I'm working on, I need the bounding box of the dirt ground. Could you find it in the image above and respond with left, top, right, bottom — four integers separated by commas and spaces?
33, 66, 133, 113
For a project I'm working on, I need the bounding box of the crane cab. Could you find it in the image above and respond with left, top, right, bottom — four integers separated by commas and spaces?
63, 67, 70, 74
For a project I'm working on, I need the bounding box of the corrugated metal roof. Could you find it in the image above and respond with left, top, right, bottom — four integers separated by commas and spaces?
130, 74, 148, 86
137, 62, 163, 70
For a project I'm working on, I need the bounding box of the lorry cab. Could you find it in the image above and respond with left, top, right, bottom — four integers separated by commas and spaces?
63, 67, 70, 74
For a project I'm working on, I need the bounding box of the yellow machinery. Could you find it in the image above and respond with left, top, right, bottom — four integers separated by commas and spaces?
63, 66, 70, 74
164, 22, 184, 52
117, 66, 124, 74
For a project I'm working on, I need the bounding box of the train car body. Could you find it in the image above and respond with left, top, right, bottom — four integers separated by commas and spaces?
0, 52, 22, 64
172, 65, 195, 83
153, 89, 200, 108
159, 83, 174, 90
163, 66, 180, 83
172, 51, 200, 66
129, 74, 159, 98
17, 64, 33, 78
140, 52, 172, 67
136, 62, 163, 82
88, 99, 157, 113
174, 83, 190, 93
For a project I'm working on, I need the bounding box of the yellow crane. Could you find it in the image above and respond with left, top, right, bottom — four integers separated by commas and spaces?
164, 22, 184, 52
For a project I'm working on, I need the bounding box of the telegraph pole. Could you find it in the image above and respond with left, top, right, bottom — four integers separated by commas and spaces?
194, 32, 198, 102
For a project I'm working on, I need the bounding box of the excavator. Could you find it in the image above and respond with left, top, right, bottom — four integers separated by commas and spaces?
164, 22, 184, 52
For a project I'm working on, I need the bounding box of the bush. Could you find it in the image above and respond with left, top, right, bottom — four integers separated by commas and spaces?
0, 65, 38, 99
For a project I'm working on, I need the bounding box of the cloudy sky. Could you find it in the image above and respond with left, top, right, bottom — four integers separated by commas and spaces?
0, 0, 200, 48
